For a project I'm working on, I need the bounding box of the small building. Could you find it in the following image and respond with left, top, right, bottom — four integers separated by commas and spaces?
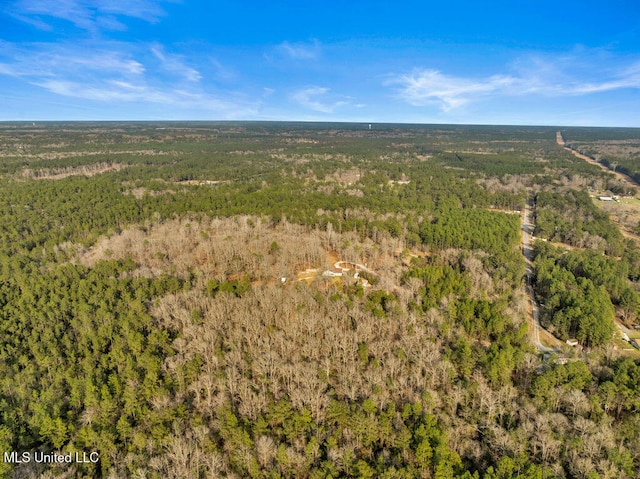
598, 196, 613, 201
566, 339, 579, 347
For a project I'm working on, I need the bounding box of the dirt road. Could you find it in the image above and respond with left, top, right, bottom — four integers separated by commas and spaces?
521, 199, 561, 352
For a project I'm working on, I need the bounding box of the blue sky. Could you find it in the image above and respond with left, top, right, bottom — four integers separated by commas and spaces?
1, 0, 640, 126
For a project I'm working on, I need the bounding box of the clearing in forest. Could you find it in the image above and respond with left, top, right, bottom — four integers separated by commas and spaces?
20, 162, 127, 180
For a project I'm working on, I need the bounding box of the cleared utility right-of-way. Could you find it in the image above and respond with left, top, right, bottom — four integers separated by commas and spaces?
521, 197, 561, 352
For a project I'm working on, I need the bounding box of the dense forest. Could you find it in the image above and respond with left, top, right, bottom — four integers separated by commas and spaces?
0, 122, 638, 478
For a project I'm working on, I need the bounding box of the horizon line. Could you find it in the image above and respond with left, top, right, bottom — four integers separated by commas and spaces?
1, 120, 640, 129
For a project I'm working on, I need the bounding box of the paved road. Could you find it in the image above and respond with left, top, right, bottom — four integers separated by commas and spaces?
558, 130, 640, 188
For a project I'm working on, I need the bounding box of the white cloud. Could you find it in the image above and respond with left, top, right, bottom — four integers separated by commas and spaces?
0, 64, 15, 76
208, 58, 236, 82
388, 57, 640, 111
33, 78, 258, 117
291, 86, 349, 113
277, 41, 321, 60
65, 52, 146, 75
388, 70, 515, 110
0, 44, 145, 78
564, 63, 640, 94
0, 41, 259, 118
151, 45, 201, 83
8, 0, 168, 31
